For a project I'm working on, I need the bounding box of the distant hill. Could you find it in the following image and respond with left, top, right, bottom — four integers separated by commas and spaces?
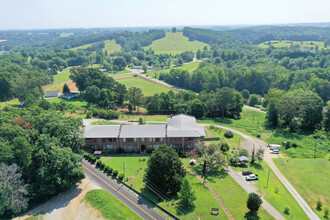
143, 32, 208, 55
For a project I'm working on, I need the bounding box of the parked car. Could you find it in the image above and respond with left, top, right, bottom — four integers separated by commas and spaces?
242, 170, 253, 175
270, 149, 280, 154
245, 174, 259, 181
261, 108, 266, 111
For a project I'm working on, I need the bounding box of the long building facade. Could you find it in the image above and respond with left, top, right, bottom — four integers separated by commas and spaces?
84, 114, 205, 152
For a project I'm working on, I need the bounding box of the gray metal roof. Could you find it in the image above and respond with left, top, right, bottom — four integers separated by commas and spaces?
45, 91, 61, 97
119, 125, 166, 138
166, 114, 205, 137
84, 125, 120, 138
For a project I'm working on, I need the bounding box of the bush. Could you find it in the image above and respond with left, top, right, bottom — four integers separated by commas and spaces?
117, 148, 125, 154
96, 160, 102, 167
175, 149, 188, 158
220, 142, 230, 153
90, 156, 97, 164
284, 207, 290, 215
108, 167, 113, 174
324, 208, 329, 217
146, 149, 153, 154
317, 199, 323, 210
224, 130, 234, 138
113, 170, 118, 177
100, 162, 105, 169
118, 173, 124, 180
229, 155, 239, 166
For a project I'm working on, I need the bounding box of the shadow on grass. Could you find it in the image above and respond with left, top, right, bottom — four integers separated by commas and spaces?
250, 163, 263, 170
244, 211, 261, 220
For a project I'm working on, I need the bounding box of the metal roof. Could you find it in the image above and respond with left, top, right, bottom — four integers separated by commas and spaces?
84, 125, 120, 138
119, 125, 166, 138
166, 114, 205, 137
45, 91, 61, 97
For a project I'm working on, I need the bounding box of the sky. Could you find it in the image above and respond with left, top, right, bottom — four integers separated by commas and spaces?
1, 0, 330, 30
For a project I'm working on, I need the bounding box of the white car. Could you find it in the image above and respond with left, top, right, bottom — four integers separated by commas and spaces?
245, 174, 259, 181
270, 149, 280, 154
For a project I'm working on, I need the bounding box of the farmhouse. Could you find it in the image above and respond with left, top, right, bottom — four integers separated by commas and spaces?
45, 90, 61, 98
84, 114, 205, 152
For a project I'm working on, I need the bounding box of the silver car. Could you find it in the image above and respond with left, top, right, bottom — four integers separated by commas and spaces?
245, 174, 259, 181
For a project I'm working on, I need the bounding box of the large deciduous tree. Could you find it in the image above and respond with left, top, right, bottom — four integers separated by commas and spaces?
144, 145, 186, 196
194, 142, 227, 173
0, 163, 29, 216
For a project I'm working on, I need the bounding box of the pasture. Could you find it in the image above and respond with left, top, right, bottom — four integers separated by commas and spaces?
85, 189, 142, 220
104, 40, 121, 53
159, 61, 200, 74
115, 76, 173, 96
143, 32, 208, 55
258, 40, 325, 49
59, 33, 74, 38
274, 158, 329, 219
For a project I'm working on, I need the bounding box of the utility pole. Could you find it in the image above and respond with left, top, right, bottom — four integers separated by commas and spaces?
253, 110, 255, 123
266, 169, 270, 188
123, 161, 125, 180
314, 137, 318, 159
238, 137, 240, 149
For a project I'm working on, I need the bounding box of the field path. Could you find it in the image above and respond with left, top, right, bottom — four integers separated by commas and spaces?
184, 166, 234, 220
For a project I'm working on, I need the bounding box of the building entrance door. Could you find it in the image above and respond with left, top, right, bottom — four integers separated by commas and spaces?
141, 145, 146, 152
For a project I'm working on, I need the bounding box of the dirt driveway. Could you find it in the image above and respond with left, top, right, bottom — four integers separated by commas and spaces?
15, 177, 104, 220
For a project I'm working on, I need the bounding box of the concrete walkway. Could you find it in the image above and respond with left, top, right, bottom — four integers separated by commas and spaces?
184, 167, 234, 220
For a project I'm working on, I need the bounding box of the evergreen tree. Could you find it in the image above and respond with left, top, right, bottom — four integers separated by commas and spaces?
196, 49, 202, 60
178, 179, 196, 209
247, 192, 262, 213
325, 102, 330, 131
62, 83, 70, 93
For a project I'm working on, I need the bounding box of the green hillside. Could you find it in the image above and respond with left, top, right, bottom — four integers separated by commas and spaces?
70, 40, 121, 53
143, 32, 208, 55
258, 40, 324, 49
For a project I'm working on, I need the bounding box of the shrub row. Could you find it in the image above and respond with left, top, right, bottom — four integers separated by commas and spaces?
84, 153, 124, 181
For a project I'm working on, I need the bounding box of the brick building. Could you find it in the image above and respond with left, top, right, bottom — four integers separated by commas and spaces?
84, 114, 205, 152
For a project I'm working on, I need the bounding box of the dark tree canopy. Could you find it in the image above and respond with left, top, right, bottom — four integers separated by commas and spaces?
144, 145, 186, 196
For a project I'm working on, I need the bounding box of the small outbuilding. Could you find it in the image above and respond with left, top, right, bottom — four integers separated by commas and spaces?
93, 150, 102, 159
268, 144, 281, 150
45, 91, 61, 98
239, 156, 249, 163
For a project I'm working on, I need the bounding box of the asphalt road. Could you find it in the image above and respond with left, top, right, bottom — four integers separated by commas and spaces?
81, 160, 167, 220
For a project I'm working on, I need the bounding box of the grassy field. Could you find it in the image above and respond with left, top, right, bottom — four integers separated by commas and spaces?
231, 161, 308, 219
102, 156, 228, 219
104, 40, 121, 53
182, 160, 274, 219
206, 126, 242, 149
115, 76, 173, 96
71, 42, 94, 50
53, 72, 70, 84
0, 98, 20, 108
274, 158, 329, 219
109, 69, 132, 76
143, 32, 208, 55
258, 40, 324, 49
91, 120, 123, 125
59, 33, 74, 38
44, 81, 78, 92
85, 189, 142, 219
146, 62, 199, 78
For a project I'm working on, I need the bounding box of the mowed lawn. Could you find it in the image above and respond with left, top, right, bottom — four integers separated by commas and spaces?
206, 126, 243, 149
53, 72, 70, 84
115, 76, 173, 96
274, 158, 329, 219
159, 61, 200, 74
104, 40, 121, 53
258, 40, 324, 49
182, 160, 274, 220
231, 161, 308, 219
85, 189, 142, 220
44, 81, 78, 92
143, 32, 208, 55
102, 156, 228, 220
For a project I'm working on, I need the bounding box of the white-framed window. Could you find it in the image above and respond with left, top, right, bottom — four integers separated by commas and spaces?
141, 138, 145, 142
154, 145, 158, 149
123, 138, 126, 142
149, 138, 152, 142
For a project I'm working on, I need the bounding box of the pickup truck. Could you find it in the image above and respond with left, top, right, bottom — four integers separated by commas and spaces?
270, 149, 280, 154
245, 174, 259, 181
